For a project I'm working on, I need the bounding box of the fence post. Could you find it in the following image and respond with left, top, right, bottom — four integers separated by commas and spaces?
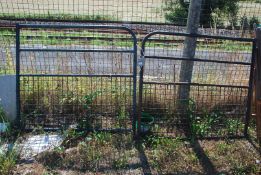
255, 27, 261, 144
15, 24, 21, 128
177, 0, 202, 108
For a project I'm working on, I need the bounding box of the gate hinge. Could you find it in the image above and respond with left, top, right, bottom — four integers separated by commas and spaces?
138, 56, 145, 67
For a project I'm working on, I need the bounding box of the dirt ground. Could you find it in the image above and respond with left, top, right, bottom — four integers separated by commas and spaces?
11, 132, 261, 175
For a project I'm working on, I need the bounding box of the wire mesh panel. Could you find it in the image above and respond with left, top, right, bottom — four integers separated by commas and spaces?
139, 32, 255, 138
0, 24, 255, 77
0, 28, 16, 74
16, 24, 137, 132
1, 0, 261, 28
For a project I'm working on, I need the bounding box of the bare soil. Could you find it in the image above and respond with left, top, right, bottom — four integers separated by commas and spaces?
11, 132, 261, 175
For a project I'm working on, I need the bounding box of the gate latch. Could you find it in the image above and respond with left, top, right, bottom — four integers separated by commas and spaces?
138, 56, 145, 67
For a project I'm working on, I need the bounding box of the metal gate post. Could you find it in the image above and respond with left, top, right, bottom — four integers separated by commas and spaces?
15, 24, 21, 128
132, 33, 138, 137
244, 41, 256, 137
255, 27, 261, 144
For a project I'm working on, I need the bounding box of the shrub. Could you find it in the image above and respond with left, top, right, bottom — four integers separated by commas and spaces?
163, 0, 240, 27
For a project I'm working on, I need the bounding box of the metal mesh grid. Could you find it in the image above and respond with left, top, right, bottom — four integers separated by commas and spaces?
139, 32, 255, 138
0, 28, 15, 74
0, 24, 255, 76
0, 0, 260, 29
17, 25, 137, 131
0, 0, 164, 23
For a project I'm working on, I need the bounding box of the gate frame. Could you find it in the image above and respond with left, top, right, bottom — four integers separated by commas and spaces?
255, 28, 261, 144
138, 31, 256, 137
15, 24, 138, 134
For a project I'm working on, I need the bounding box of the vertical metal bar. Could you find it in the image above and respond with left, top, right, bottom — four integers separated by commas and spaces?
244, 41, 257, 137
15, 24, 21, 127
137, 39, 147, 135
255, 28, 261, 144
132, 37, 138, 136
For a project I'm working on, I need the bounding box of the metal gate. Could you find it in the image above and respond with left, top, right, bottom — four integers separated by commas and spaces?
16, 24, 256, 138
16, 24, 137, 132
138, 31, 256, 138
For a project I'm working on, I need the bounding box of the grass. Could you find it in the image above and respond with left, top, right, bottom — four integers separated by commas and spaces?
0, 13, 115, 22
0, 148, 18, 175
203, 139, 260, 175
16, 74, 249, 138
35, 131, 137, 172
0, 0, 260, 25
10, 129, 260, 174
0, 105, 259, 174
0, 28, 253, 52
141, 136, 201, 173
0, 108, 19, 175
0, 0, 164, 23
0, 105, 8, 123
19, 76, 133, 130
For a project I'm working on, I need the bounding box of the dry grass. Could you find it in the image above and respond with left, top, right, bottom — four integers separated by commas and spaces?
11, 132, 261, 175
0, 0, 164, 22
1, 0, 260, 23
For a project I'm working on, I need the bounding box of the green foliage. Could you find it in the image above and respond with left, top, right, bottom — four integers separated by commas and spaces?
116, 106, 128, 128
0, 12, 115, 22
0, 148, 18, 175
216, 141, 231, 155
186, 99, 224, 137
0, 105, 10, 135
164, 2, 188, 25
93, 131, 112, 146
77, 141, 102, 170
241, 15, 260, 30
83, 90, 102, 110
77, 90, 102, 130
0, 105, 7, 123
164, 0, 240, 27
112, 133, 133, 150
112, 154, 128, 169
231, 164, 259, 175
143, 136, 182, 150
142, 136, 185, 171
62, 128, 85, 148
226, 118, 243, 135
249, 16, 260, 28
42, 171, 60, 175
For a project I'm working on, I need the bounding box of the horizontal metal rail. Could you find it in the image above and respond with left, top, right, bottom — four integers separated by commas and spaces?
17, 24, 137, 39
142, 81, 249, 89
19, 48, 134, 53
144, 56, 251, 65
142, 31, 255, 44
24, 127, 133, 133
4, 34, 243, 44
20, 74, 134, 78
2, 17, 184, 26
